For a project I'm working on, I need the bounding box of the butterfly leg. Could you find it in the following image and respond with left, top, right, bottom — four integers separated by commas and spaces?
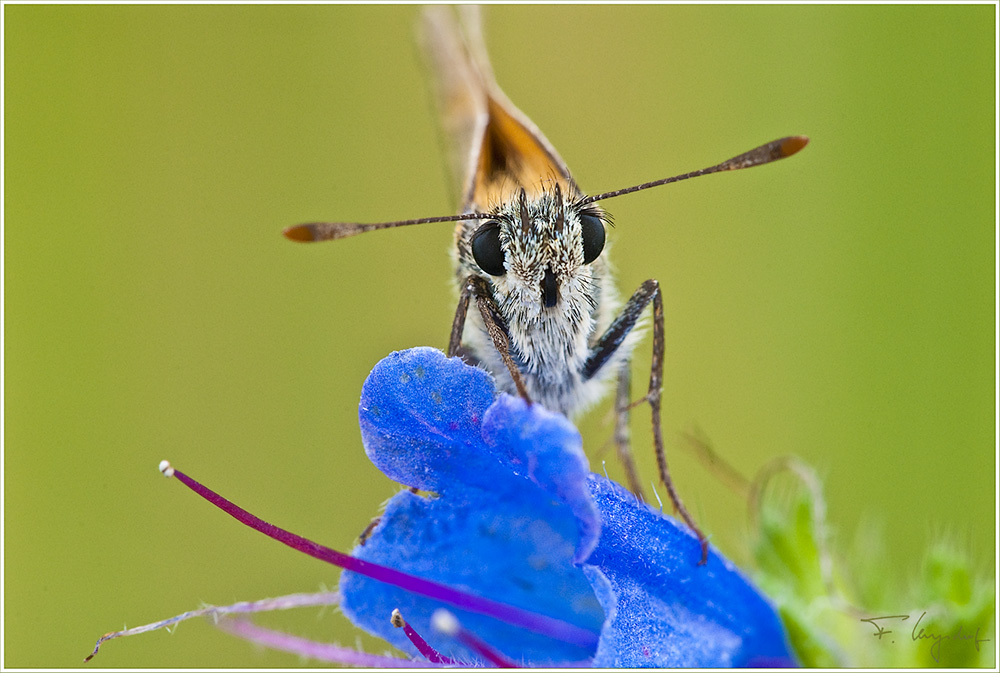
357, 485, 422, 546
612, 362, 649, 501
584, 279, 708, 564
448, 274, 531, 402
357, 517, 380, 546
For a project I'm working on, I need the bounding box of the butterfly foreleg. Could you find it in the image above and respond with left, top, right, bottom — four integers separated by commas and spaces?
611, 362, 649, 501
583, 278, 708, 564
448, 274, 532, 402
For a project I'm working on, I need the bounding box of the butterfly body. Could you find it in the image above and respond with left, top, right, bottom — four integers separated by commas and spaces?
286, 6, 808, 563
421, 7, 635, 417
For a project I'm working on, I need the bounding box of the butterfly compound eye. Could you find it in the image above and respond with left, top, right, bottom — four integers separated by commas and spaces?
580, 212, 606, 264
471, 223, 506, 276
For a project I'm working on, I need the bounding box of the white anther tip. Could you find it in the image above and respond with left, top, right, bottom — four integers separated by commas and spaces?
158, 460, 175, 478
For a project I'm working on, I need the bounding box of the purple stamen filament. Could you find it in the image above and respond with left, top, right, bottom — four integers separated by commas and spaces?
165, 464, 599, 652
392, 609, 456, 665
454, 622, 521, 667
457, 630, 520, 668
433, 609, 520, 668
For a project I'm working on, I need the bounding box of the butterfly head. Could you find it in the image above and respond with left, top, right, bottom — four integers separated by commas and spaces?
457, 182, 609, 318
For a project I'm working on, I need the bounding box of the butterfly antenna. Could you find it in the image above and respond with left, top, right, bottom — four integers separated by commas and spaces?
284, 212, 493, 243
579, 136, 808, 206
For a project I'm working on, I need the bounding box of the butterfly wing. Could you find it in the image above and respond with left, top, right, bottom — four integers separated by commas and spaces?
418, 5, 580, 212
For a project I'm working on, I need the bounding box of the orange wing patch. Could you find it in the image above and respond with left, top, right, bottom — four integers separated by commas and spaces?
470, 98, 574, 208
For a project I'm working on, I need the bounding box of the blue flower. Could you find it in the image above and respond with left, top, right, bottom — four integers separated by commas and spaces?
340, 347, 796, 667
87, 346, 797, 666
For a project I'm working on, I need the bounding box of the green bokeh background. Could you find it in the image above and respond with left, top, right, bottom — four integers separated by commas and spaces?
5, 4, 994, 668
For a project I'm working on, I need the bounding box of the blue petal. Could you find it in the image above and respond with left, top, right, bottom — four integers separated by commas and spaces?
343, 348, 605, 664
343, 347, 796, 667
584, 475, 796, 667
356, 347, 498, 494
340, 487, 604, 664
479, 394, 600, 563
358, 347, 600, 559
